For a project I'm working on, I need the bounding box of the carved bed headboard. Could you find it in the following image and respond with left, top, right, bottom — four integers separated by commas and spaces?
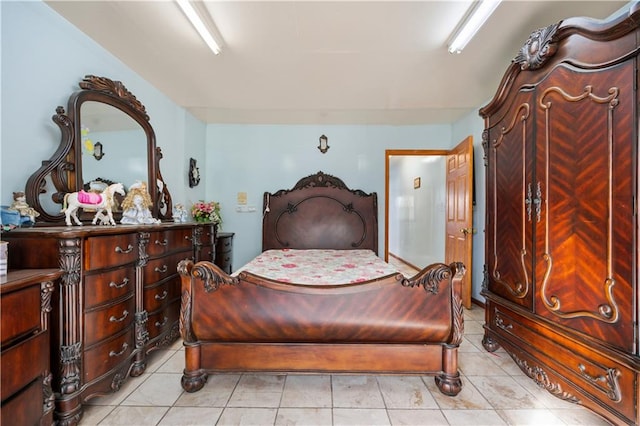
262, 171, 378, 254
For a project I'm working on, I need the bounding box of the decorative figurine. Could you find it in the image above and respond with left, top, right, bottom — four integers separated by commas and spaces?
120, 181, 161, 225
8, 191, 39, 225
61, 183, 125, 226
172, 203, 188, 223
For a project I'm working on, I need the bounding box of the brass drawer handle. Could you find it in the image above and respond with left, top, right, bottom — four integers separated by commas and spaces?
109, 278, 130, 289
155, 239, 168, 246
109, 342, 129, 358
115, 244, 134, 254
154, 265, 168, 273
155, 317, 168, 327
155, 290, 168, 301
109, 310, 129, 323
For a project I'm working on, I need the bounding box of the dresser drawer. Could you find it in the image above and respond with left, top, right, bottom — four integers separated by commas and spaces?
144, 253, 190, 284
84, 295, 135, 346
0, 374, 46, 426
1, 331, 48, 399
488, 303, 637, 422
84, 327, 135, 383
0, 284, 40, 345
85, 234, 138, 270
84, 267, 136, 309
147, 228, 193, 257
144, 278, 180, 313
147, 302, 180, 341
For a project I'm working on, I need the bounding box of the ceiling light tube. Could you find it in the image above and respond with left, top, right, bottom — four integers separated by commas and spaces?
176, 0, 221, 55
447, 0, 502, 54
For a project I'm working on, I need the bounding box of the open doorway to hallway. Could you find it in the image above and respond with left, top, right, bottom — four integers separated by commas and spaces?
386, 137, 474, 308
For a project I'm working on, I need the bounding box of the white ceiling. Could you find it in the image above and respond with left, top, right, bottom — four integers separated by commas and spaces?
46, 1, 628, 125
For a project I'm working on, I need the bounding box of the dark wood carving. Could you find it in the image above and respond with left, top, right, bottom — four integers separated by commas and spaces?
25, 75, 172, 223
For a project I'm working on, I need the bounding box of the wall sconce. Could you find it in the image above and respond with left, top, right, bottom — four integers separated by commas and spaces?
93, 141, 105, 160
318, 134, 330, 154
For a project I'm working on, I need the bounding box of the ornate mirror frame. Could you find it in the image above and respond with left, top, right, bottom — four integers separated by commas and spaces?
25, 75, 172, 223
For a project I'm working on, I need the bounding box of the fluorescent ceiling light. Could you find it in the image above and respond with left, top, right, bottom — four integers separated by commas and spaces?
176, 0, 221, 55
448, 0, 502, 54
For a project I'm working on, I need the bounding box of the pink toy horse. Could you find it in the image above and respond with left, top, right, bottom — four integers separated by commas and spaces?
61, 183, 125, 226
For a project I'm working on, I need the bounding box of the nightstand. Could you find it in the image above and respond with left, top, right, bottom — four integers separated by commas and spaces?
215, 232, 234, 273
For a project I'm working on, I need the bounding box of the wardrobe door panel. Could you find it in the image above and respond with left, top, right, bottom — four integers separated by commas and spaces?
485, 90, 536, 309
534, 63, 635, 352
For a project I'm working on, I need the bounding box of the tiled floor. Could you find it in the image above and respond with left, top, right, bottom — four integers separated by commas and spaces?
79, 259, 612, 425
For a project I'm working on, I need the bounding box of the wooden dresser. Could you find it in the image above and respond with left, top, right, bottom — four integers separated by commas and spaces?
3, 222, 215, 425
1, 269, 61, 426
480, 6, 639, 425
215, 231, 234, 273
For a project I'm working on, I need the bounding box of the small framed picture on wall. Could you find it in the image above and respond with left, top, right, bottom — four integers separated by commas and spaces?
414, 177, 421, 189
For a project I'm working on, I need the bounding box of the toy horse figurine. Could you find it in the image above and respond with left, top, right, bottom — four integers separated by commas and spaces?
61, 183, 125, 226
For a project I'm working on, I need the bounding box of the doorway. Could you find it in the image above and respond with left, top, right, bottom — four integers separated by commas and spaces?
385, 138, 474, 308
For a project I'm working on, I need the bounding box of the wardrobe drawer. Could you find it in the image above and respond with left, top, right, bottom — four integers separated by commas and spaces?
147, 228, 192, 257
1, 284, 40, 345
84, 295, 135, 346
144, 279, 180, 313
85, 234, 138, 270
488, 304, 636, 422
84, 267, 136, 309
84, 327, 135, 383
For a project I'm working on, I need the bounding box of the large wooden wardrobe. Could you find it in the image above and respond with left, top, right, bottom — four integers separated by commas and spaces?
480, 4, 639, 425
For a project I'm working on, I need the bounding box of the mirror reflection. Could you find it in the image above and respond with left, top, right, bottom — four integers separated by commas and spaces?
81, 101, 148, 194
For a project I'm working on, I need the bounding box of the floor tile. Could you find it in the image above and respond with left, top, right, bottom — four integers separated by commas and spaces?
377, 376, 438, 409
333, 408, 390, 426
226, 374, 285, 408
280, 374, 332, 408
174, 374, 241, 408
157, 406, 223, 425
467, 375, 546, 409
121, 373, 184, 407
332, 375, 386, 408
215, 407, 278, 425
496, 408, 565, 425
97, 406, 169, 425
442, 409, 508, 425
387, 409, 449, 425
275, 408, 332, 425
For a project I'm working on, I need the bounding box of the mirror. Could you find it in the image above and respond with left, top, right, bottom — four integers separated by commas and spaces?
25, 75, 172, 223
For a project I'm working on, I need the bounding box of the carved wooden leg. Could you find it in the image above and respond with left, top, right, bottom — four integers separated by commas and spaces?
482, 333, 501, 352
435, 371, 462, 396
181, 369, 208, 393
436, 344, 462, 396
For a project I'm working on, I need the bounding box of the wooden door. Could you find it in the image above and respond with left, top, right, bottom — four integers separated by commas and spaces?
484, 89, 536, 310
534, 64, 635, 352
445, 136, 474, 309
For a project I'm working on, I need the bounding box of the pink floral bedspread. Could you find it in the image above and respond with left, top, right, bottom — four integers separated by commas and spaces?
233, 249, 399, 285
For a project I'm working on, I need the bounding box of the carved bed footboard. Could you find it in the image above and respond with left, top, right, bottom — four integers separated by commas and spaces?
177, 259, 465, 396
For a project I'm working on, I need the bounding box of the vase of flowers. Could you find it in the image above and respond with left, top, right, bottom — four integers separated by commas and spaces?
191, 200, 222, 225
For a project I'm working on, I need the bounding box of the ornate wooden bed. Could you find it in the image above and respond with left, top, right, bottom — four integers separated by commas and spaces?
178, 171, 465, 396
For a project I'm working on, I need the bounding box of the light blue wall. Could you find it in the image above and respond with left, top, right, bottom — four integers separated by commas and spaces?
206, 124, 452, 268
0, 1, 206, 210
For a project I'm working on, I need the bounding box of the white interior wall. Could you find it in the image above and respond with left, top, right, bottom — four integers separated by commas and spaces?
388, 155, 446, 268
